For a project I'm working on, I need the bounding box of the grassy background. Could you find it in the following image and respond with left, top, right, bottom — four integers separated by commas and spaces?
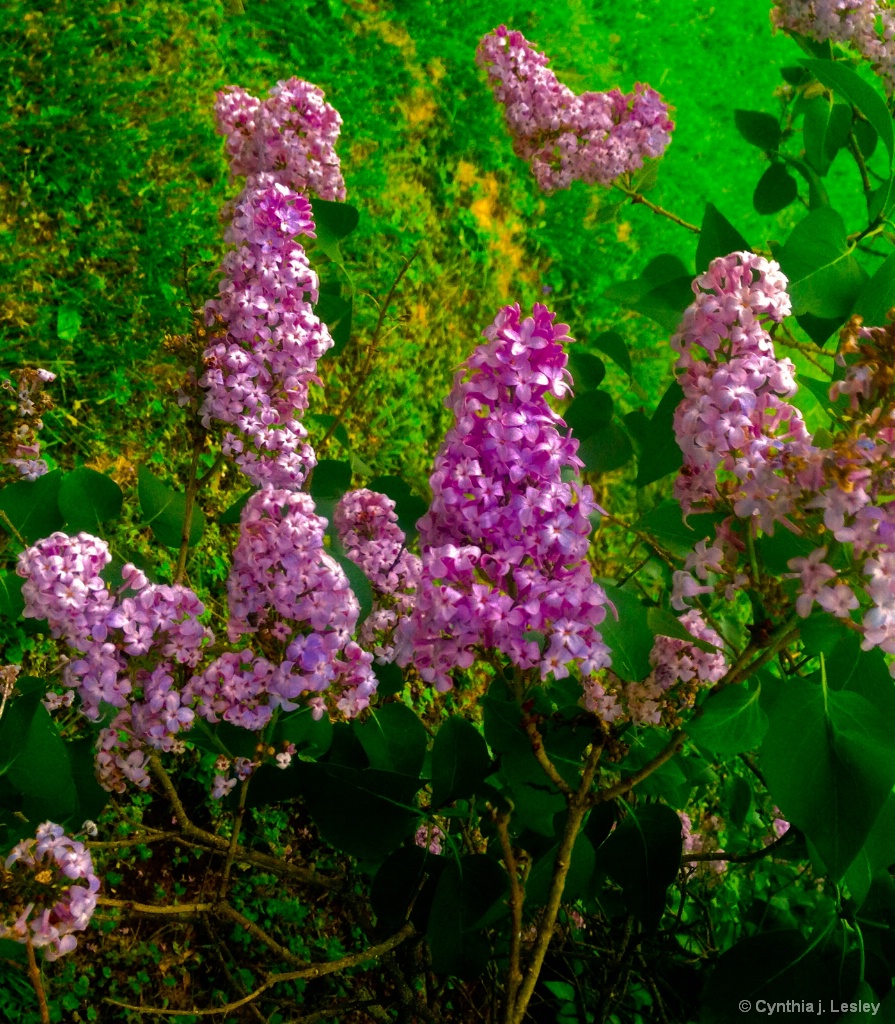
1, 0, 819, 492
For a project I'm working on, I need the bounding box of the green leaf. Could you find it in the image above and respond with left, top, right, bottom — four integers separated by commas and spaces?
597, 583, 653, 683
566, 350, 606, 391
753, 162, 799, 215
803, 97, 851, 176
58, 467, 123, 533
274, 707, 333, 760
294, 763, 420, 859
594, 804, 682, 931
638, 500, 724, 557
781, 65, 811, 86
578, 421, 634, 474
734, 109, 781, 151
564, 391, 613, 439
311, 199, 360, 242
329, 550, 373, 626
218, 489, 254, 526
526, 832, 595, 906
56, 306, 82, 341
431, 717, 491, 807
647, 607, 719, 654
354, 704, 428, 778
372, 845, 447, 932
427, 854, 507, 977
604, 254, 694, 331
724, 774, 753, 828
136, 466, 204, 548
0, 687, 43, 776
590, 330, 632, 377
760, 677, 895, 879
777, 207, 866, 318
853, 117, 878, 159
695, 203, 750, 275
0, 471, 64, 544
0, 571, 25, 619
804, 59, 894, 165
631, 381, 684, 487
315, 293, 352, 356
309, 459, 352, 500
688, 680, 768, 757
852, 250, 895, 328
5, 702, 77, 821
844, 792, 895, 907
373, 661, 405, 698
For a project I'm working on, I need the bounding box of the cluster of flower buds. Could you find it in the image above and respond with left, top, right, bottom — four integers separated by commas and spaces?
772, 1, 895, 94
396, 303, 611, 694
1, 822, 100, 960
1, 367, 55, 481
476, 25, 673, 192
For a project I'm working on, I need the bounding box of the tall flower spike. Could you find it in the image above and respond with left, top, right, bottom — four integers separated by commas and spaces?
477, 26, 674, 193
396, 303, 611, 695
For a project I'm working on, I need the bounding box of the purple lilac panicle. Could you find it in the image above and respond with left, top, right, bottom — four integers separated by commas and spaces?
476, 26, 674, 193
334, 488, 422, 662
2, 822, 100, 960
396, 303, 611, 696
215, 77, 346, 201
226, 487, 377, 718
772, 1, 895, 95
200, 184, 333, 489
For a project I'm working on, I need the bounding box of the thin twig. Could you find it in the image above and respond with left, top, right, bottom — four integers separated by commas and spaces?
97, 896, 215, 915
523, 717, 573, 798
613, 184, 701, 233
594, 731, 686, 805
683, 826, 795, 865
25, 934, 50, 1024
496, 811, 524, 1024
175, 444, 202, 584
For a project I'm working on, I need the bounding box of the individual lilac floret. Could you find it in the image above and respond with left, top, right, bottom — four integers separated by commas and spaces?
1, 367, 56, 480
227, 488, 377, 718
215, 77, 347, 201
334, 489, 421, 662
396, 303, 611, 695
772, 1, 895, 95
200, 184, 333, 490
1, 822, 100, 960
476, 26, 674, 193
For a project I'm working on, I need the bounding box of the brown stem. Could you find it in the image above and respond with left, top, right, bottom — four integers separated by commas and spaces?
496, 811, 524, 1024
613, 184, 701, 234
524, 717, 573, 798
219, 775, 251, 899
510, 745, 602, 1024
103, 922, 415, 1017
97, 896, 215, 915
25, 934, 50, 1024
595, 731, 686, 806
217, 902, 310, 969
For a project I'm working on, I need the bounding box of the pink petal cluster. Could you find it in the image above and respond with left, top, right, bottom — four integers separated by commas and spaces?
772, 1, 895, 94
200, 183, 333, 489
396, 303, 611, 695
17, 533, 211, 790
414, 822, 445, 855
2, 367, 55, 480
214, 77, 346, 201
476, 25, 673, 193
2, 822, 100, 960
226, 488, 377, 718
333, 488, 421, 662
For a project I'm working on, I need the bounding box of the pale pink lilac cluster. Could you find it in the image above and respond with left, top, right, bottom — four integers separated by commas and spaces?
1, 823, 100, 960
226, 488, 377, 718
17, 532, 212, 791
625, 611, 727, 726
414, 822, 445, 856
772, 1, 895, 94
334, 489, 421, 662
214, 77, 346, 201
395, 303, 611, 696
200, 184, 333, 489
1, 367, 56, 480
476, 26, 673, 192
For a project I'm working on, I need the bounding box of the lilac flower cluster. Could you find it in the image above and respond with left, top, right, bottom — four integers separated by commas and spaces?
772, 1, 895, 94
200, 184, 333, 489
414, 822, 445, 855
679, 812, 726, 874
395, 303, 611, 695
17, 532, 211, 791
214, 78, 346, 201
334, 489, 421, 662
1, 367, 55, 480
225, 488, 377, 718
584, 611, 727, 726
476, 25, 674, 193
1, 823, 100, 960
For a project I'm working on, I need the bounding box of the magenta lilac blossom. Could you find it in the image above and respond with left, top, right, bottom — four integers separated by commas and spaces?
476, 26, 673, 192
396, 303, 611, 695
1, 822, 100, 960
215, 77, 346, 201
